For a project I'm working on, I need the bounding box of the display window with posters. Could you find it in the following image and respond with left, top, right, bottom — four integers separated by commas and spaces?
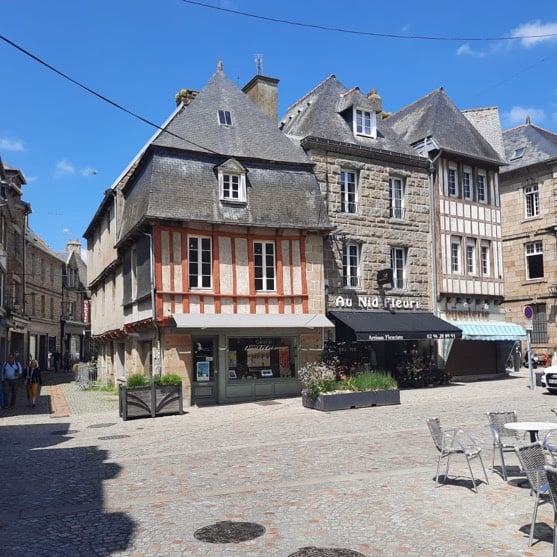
192, 337, 216, 382
227, 337, 295, 380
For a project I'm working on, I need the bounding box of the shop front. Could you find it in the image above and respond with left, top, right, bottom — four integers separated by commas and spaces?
327, 309, 462, 388
171, 313, 333, 405
444, 319, 527, 379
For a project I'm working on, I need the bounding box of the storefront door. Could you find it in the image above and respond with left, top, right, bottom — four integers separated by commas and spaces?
191, 336, 218, 405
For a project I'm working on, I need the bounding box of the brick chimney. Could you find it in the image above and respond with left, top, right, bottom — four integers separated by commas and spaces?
367, 88, 382, 114
242, 75, 279, 124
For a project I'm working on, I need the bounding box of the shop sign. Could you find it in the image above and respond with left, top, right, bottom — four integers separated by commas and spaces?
333, 294, 420, 310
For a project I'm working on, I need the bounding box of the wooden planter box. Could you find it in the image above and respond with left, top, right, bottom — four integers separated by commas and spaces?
302, 389, 400, 411
119, 383, 184, 420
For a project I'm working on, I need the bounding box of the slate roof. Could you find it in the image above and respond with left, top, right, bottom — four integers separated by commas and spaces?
501, 122, 557, 174
280, 75, 421, 159
151, 69, 311, 164
462, 107, 506, 161
388, 88, 506, 166
117, 66, 330, 242
26, 228, 64, 261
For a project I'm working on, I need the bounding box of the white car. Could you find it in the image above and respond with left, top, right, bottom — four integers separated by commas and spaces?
541, 365, 557, 393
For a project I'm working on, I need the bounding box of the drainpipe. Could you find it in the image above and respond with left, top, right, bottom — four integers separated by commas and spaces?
428, 152, 442, 316
143, 231, 161, 379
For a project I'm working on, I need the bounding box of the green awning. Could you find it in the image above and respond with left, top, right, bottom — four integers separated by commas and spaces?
447, 320, 526, 341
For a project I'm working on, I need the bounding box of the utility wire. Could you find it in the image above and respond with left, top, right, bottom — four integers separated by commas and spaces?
181, 0, 557, 43
0, 34, 221, 155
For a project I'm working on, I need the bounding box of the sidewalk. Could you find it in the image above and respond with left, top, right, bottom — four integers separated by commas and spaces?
2, 369, 557, 556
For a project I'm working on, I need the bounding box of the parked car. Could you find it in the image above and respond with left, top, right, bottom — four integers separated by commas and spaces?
540, 365, 557, 393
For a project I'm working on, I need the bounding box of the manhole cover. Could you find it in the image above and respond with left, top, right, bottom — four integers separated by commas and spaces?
193, 521, 265, 543
288, 548, 367, 557
51, 430, 78, 436
87, 423, 117, 429
255, 400, 281, 406
98, 434, 130, 440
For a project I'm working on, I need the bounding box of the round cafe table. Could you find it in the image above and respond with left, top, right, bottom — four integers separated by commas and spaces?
504, 421, 557, 443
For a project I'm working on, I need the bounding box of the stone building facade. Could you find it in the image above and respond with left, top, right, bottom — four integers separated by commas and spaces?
500, 120, 557, 359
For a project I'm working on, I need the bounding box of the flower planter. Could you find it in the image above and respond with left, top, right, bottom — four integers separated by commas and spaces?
119, 383, 184, 420
302, 389, 400, 411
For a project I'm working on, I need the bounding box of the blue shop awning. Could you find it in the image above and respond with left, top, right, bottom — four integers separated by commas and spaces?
447, 320, 526, 341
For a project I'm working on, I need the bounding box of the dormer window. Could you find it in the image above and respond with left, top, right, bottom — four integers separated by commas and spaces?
218, 109, 232, 126
217, 158, 247, 203
354, 108, 377, 138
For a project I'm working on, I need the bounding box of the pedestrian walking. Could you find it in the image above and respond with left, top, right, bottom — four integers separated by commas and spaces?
2, 353, 22, 409
24, 359, 42, 408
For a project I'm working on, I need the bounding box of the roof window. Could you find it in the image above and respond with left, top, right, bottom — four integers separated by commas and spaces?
218, 110, 232, 126
510, 147, 525, 160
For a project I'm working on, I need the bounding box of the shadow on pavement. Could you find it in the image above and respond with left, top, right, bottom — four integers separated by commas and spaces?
0, 421, 135, 556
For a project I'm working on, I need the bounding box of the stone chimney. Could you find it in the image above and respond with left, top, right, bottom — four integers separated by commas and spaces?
242, 75, 279, 124
66, 240, 81, 256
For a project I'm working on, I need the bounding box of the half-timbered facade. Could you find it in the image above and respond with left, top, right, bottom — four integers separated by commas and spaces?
85, 64, 332, 405
389, 90, 525, 377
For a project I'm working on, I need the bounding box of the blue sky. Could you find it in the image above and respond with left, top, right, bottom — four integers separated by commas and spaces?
2, 0, 557, 253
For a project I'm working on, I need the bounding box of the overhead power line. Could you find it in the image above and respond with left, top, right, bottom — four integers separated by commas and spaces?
0, 33, 220, 155
181, 0, 557, 42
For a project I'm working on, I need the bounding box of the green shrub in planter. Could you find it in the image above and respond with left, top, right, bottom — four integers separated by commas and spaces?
153, 373, 182, 386
127, 374, 149, 387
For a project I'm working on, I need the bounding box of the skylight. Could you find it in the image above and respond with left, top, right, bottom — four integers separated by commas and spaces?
510, 147, 525, 160
218, 110, 232, 126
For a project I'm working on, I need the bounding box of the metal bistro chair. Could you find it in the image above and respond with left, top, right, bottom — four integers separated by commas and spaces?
426, 417, 488, 493
515, 442, 551, 547
487, 410, 524, 481
544, 464, 557, 557
544, 429, 557, 465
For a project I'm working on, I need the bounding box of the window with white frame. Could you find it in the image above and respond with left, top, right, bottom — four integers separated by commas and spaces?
218, 109, 232, 126
340, 170, 358, 213
451, 237, 461, 273
480, 241, 491, 276
218, 160, 247, 203
189, 236, 212, 289
353, 108, 376, 138
448, 166, 458, 197
342, 242, 360, 288
526, 241, 544, 280
525, 184, 540, 218
254, 241, 275, 292
466, 239, 476, 275
463, 168, 472, 200
390, 178, 405, 219
390, 247, 406, 289
477, 172, 487, 203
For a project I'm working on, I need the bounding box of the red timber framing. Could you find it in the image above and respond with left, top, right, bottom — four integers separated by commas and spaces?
153, 224, 310, 321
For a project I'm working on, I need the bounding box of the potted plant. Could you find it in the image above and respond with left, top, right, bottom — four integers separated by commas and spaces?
119, 373, 184, 420
299, 361, 400, 411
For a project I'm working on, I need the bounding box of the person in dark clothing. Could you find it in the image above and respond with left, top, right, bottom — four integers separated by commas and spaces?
24, 359, 42, 407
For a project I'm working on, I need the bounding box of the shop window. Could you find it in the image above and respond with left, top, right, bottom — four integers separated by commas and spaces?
193, 338, 215, 382
227, 337, 295, 380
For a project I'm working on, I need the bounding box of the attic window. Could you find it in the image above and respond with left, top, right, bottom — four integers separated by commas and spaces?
218, 110, 232, 126
353, 108, 377, 138
510, 147, 525, 160
217, 159, 247, 204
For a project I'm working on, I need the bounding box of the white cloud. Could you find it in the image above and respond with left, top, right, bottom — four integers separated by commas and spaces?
54, 159, 75, 178
511, 20, 557, 48
456, 43, 485, 58
0, 137, 25, 152
502, 106, 546, 126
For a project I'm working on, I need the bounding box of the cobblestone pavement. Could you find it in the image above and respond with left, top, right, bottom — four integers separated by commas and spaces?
1, 369, 557, 556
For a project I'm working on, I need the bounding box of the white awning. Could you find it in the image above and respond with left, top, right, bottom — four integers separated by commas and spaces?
172, 313, 334, 330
